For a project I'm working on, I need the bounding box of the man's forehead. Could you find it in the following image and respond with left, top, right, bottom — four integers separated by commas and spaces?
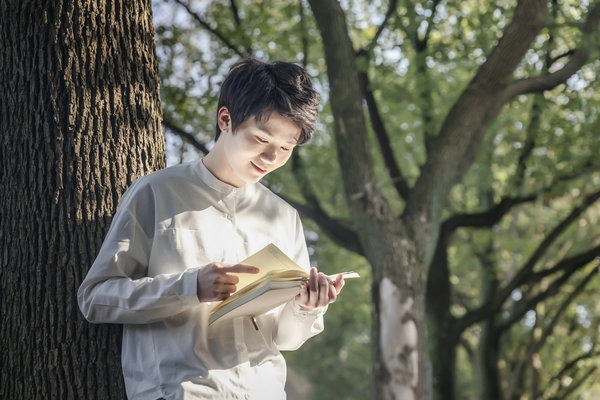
254, 114, 300, 144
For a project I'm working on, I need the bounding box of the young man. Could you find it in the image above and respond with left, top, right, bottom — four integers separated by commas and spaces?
78, 58, 345, 400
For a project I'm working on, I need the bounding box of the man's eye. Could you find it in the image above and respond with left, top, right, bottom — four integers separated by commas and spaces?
257, 137, 268, 143
281, 147, 291, 152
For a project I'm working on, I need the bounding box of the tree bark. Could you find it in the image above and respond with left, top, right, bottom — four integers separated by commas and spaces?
477, 232, 503, 400
306, 1, 560, 398
425, 229, 456, 400
0, 1, 164, 398
308, 1, 426, 398
480, 318, 502, 400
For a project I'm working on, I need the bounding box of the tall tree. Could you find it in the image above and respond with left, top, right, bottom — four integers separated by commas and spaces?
0, 1, 164, 398
307, 1, 600, 398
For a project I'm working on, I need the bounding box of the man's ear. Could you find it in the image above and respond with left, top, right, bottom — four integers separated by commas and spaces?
217, 106, 231, 133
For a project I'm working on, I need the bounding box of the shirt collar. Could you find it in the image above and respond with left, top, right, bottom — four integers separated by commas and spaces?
195, 158, 255, 198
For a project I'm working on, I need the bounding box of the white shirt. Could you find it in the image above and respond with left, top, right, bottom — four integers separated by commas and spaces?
78, 159, 325, 400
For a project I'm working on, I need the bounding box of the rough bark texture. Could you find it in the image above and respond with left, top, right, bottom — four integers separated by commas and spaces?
0, 1, 164, 398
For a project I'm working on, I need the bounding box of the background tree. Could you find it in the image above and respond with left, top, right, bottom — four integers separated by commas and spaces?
0, 0, 164, 398
153, 0, 600, 399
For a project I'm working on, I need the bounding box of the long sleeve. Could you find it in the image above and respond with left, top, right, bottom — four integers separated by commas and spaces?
77, 181, 200, 325
273, 299, 326, 351
272, 211, 327, 351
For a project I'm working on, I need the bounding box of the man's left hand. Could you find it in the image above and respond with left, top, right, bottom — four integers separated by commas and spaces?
295, 267, 345, 310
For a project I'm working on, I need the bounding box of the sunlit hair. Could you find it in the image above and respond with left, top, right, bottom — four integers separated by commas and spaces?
216, 58, 319, 145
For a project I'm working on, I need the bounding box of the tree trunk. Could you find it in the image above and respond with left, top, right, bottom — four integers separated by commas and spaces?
307, 1, 427, 398
478, 278, 502, 399
0, 1, 164, 398
426, 232, 457, 399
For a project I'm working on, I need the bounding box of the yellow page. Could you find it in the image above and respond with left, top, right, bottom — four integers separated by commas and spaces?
235, 244, 306, 291
211, 269, 306, 314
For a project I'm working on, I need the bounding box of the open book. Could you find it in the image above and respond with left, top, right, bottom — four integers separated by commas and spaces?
208, 243, 359, 325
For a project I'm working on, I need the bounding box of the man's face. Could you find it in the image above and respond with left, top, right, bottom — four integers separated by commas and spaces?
219, 111, 301, 187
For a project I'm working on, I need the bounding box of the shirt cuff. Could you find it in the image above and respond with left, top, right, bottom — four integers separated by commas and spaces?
181, 267, 201, 306
291, 297, 328, 317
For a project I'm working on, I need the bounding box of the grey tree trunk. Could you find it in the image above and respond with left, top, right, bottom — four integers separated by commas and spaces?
0, 0, 164, 398
307, 1, 428, 398
307, 0, 550, 398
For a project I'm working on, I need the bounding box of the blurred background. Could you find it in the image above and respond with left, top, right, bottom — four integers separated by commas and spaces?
150, 1, 600, 399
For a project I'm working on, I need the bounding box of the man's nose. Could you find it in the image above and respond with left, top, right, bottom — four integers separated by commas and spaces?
261, 148, 277, 163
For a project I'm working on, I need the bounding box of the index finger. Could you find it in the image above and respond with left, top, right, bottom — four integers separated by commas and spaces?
218, 263, 260, 274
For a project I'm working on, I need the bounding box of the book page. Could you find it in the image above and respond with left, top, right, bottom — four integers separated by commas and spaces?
235, 243, 307, 291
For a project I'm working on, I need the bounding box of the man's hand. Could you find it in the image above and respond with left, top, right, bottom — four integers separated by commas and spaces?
196, 263, 259, 302
296, 267, 345, 311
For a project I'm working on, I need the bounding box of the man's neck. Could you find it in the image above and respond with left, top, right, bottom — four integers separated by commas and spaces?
202, 148, 244, 188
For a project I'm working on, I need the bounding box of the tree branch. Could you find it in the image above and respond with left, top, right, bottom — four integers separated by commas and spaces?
443, 159, 600, 233
507, 263, 599, 399
171, 0, 250, 57
229, 0, 252, 52
353, 2, 431, 202
278, 192, 365, 256
162, 118, 210, 155
415, 0, 441, 50
414, 40, 435, 156
501, 1, 600, 100
354, 2, 410, 201
287, 151, 365, 256
502, 189, 600, 289
550, 366, 597, 400
308, 0, 393, 228
502, 50, 589, 100
229, 0, 242, 28
459, 337, 476, 367
537, 266, 598, 350
443, 195, 537, 232
410, 0, 441, 155
511, 88, 546, 189
549, 347, 598, 388
290, 151, 321, 209
356, 61, 410, 201
497, 256, 600, 332
299, 0, 309, 68
366, 0, 398, 51
549, 160, 600, 185
454, 190, 600, 334
405, 0, 549, 219
524, 244, 600, 286
548, 49, 575, 66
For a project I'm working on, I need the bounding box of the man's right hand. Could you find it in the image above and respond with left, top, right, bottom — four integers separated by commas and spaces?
196, 263, 259, 302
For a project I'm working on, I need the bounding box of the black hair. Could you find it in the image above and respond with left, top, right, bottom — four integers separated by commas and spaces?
216, 58, 318, 144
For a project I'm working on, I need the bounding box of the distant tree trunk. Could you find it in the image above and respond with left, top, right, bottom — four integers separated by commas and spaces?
0, 1, 164, 398
308, 1, 427, 398
477, 236, 503, 400
426, 232, 457, 399
479, 318, 502, 400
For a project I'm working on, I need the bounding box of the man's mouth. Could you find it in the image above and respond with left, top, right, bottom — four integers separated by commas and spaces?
251, 162, 267, 174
